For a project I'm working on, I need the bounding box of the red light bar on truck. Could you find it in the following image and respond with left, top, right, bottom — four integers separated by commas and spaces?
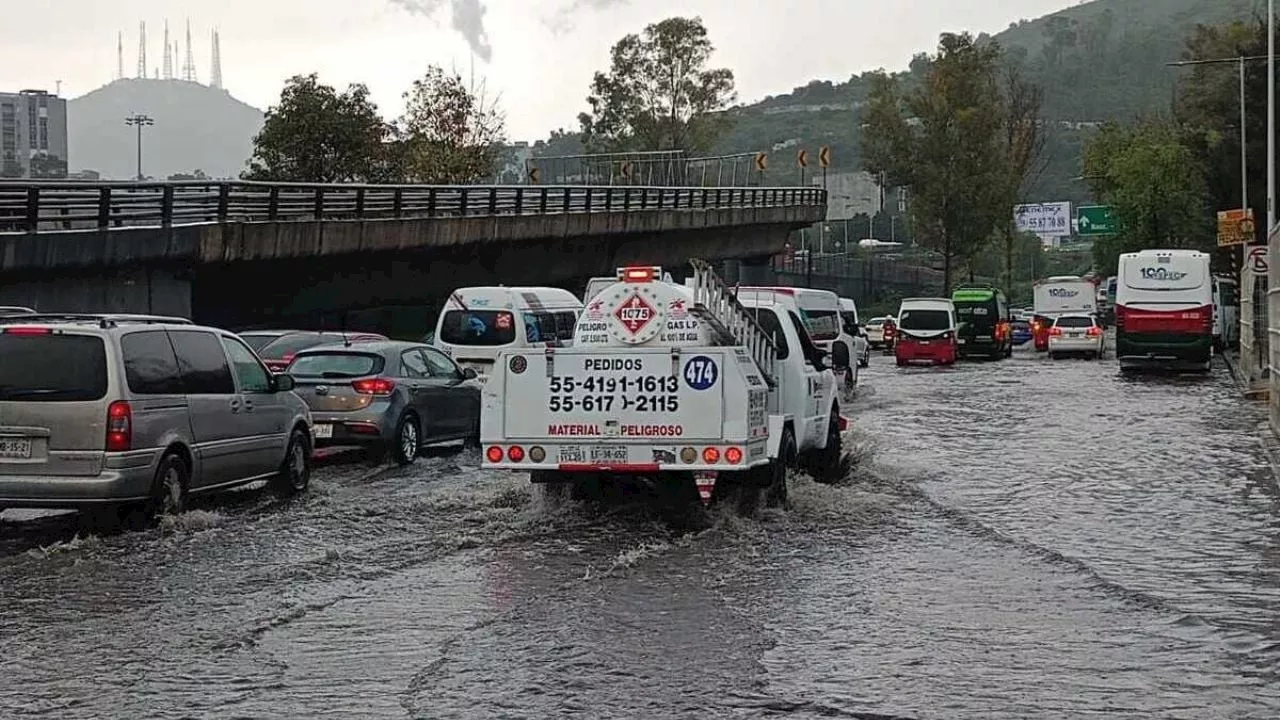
618, 266, 661, 282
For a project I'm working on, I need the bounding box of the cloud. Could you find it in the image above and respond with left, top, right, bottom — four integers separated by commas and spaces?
544, 0, 631, 35
387, 0, 492, 62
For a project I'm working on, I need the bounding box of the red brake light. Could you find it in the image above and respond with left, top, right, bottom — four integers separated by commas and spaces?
621, 266, 658, 282
486, 446, 503, 463
352, 378, 395, 396
1050, 326, 1063, 336
3, 327, 50, 335
106, 400, 132, 452
1086, 326, 1102, 337
725, 447, 743, 464
702, 447, 720, 463
507, 445, 525, 462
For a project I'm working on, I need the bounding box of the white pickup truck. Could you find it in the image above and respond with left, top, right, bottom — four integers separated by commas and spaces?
480, 261, 847, 512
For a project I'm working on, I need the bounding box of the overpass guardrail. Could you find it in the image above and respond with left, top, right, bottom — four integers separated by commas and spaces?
0, 181, 827, 234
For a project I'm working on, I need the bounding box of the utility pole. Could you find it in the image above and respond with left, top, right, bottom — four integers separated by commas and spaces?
124, 114, 154, 180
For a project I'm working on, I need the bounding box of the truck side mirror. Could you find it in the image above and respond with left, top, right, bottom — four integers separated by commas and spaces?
831, 342, 850, 369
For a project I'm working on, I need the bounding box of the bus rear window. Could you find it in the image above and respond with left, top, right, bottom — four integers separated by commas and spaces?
0, 333, 108, 402
439, 310, 517, 346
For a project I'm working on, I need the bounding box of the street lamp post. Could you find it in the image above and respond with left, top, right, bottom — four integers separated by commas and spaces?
124, 113, 154, 181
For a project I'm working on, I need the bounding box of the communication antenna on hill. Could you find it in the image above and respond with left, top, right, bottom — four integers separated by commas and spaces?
116, 31, 124, 81
162, 21, 173, 79
182, 19, 197, 83
136, 21, 147, 79
210, 29, 222, 89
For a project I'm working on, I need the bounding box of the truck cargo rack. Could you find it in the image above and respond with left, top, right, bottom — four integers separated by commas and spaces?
688, 258, 777, 385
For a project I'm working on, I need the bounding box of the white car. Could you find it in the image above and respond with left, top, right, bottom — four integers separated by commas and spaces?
863, 316, 892, 350
1048, 313, 1104, 360
839, 298, 871, 368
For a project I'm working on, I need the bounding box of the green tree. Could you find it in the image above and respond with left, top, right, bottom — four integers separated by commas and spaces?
862, 33, 1012, 292
996, 63, 1047, 290
244, 74, 390, 183
397, 66, 506, 184
1083, 120, 1212, 273
578, 16, 736, 153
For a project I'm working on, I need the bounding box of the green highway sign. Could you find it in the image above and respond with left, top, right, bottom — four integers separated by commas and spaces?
1076, 205, 1116, 236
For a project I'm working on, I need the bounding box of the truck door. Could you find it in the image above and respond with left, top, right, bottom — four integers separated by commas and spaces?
785, 311, 832, 447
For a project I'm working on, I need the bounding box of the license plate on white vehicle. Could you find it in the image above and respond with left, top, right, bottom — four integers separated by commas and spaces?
313, 424, 333, 439
590, 445, 628, 462
1068, 332, 1082, 338
0, 438, 32, 459
558, 446, 585, 463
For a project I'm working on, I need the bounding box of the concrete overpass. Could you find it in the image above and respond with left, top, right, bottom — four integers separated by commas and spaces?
0, 180, 825, 331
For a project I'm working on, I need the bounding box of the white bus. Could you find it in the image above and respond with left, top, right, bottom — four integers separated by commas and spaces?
1115, 249, 1213, 371
434, 286, 584, 377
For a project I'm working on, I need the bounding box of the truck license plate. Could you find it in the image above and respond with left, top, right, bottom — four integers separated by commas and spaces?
0, 438, 32, 459
313, 424, 333, 439
590, 445, 628, 462
558, 446, 585, 463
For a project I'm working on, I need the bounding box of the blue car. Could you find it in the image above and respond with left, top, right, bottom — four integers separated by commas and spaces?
1010, 320, 1033, 346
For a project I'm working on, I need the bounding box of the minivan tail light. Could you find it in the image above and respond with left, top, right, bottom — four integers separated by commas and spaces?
1049, 326, 1063, 336
352, 378, 395, 395
3, 326, 51, 335
106, 400, 132, 452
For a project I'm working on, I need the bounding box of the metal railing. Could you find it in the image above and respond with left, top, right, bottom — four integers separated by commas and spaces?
0, 180, 827, 234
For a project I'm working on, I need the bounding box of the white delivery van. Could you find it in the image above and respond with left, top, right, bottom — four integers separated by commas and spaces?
435, 286, 584, 377
1212, 275, 1240, 350
480, 262, 846, 515
1115, 249, 1213, 371
1031, 275, 1098, 352
735, 287, 860, 392
838, 297, 871, 368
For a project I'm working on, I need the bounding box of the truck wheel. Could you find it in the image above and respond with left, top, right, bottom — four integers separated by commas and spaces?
808, 409, 844, 485
766, 428, 796, 509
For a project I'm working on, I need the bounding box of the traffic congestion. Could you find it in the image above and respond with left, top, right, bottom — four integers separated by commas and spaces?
1, 250, 1272, 719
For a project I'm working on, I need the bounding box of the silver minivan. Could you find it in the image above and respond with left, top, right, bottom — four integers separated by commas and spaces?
0, 314, 313, 520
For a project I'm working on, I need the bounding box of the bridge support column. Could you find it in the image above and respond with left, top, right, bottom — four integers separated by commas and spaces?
736, 256, 779, 286
0, 267, 192, 318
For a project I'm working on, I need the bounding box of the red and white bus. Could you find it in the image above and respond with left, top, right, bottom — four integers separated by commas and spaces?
1114, 249, 1213, 372
1031, 275, 1098, 352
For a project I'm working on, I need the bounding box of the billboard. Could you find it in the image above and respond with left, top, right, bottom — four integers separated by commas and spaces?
1014, 202, 1073, 236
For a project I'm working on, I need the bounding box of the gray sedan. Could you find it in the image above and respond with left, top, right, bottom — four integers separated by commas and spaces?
286, 341, 481, 465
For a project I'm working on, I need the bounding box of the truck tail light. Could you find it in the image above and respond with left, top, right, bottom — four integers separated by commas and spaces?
529, 446, 546, 462
702, 447, 720, 463
106, 400, 132, 452
724, 447, 743, 465
486, 446, 503, 463
507, 445, 525, 462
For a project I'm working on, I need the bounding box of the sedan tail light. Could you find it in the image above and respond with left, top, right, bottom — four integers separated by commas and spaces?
1049, 327, 1063, 336
1086, 326, 1102, 337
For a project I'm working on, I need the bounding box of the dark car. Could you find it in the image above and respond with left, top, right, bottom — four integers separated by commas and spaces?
1010, 319, 1033, 346
287, 341, 481, 465
257, 331, 388, 373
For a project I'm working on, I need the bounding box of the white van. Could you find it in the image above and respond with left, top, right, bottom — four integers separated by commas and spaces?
1212, 275, 1240, 350
735, 286, 860, 390
435, 286, 584, 377
894, 298, 958, 366
1115, 249, 1213, 371
838, 297, 871, 368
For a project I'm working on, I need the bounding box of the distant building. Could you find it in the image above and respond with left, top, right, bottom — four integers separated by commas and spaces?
0, 89, 68, 178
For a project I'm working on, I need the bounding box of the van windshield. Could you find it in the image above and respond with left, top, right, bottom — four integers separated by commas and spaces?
439, 310, 517, 346
0, 333, 108, 402
899, 309, 952, 331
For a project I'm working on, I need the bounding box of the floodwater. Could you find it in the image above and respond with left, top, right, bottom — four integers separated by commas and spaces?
2, 347, 1278, 719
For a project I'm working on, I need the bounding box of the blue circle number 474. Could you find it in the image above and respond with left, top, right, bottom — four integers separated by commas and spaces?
684, 356, 718, 390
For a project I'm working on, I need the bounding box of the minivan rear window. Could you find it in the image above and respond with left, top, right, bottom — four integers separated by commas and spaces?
439, 310, 517, 346
0, 333, 108, 401
289, 352, 385, 378
899, 309, 952, 331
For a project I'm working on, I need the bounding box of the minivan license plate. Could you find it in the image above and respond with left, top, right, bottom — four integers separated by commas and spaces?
591, 445, 628, 462
0, 438, 32, 459
313, 424, 333, 439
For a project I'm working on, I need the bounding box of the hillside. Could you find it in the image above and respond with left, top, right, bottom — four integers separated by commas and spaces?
701, 0, 1259, 203
68, 79, 263, 180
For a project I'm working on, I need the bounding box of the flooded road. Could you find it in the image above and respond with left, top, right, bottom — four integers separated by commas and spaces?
2, 348, 1279, 719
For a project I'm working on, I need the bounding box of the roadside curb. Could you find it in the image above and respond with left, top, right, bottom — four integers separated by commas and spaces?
1256, 421, 1280, 491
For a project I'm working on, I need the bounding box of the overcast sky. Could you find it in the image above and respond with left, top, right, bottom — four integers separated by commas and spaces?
6, 0, 1078, 140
